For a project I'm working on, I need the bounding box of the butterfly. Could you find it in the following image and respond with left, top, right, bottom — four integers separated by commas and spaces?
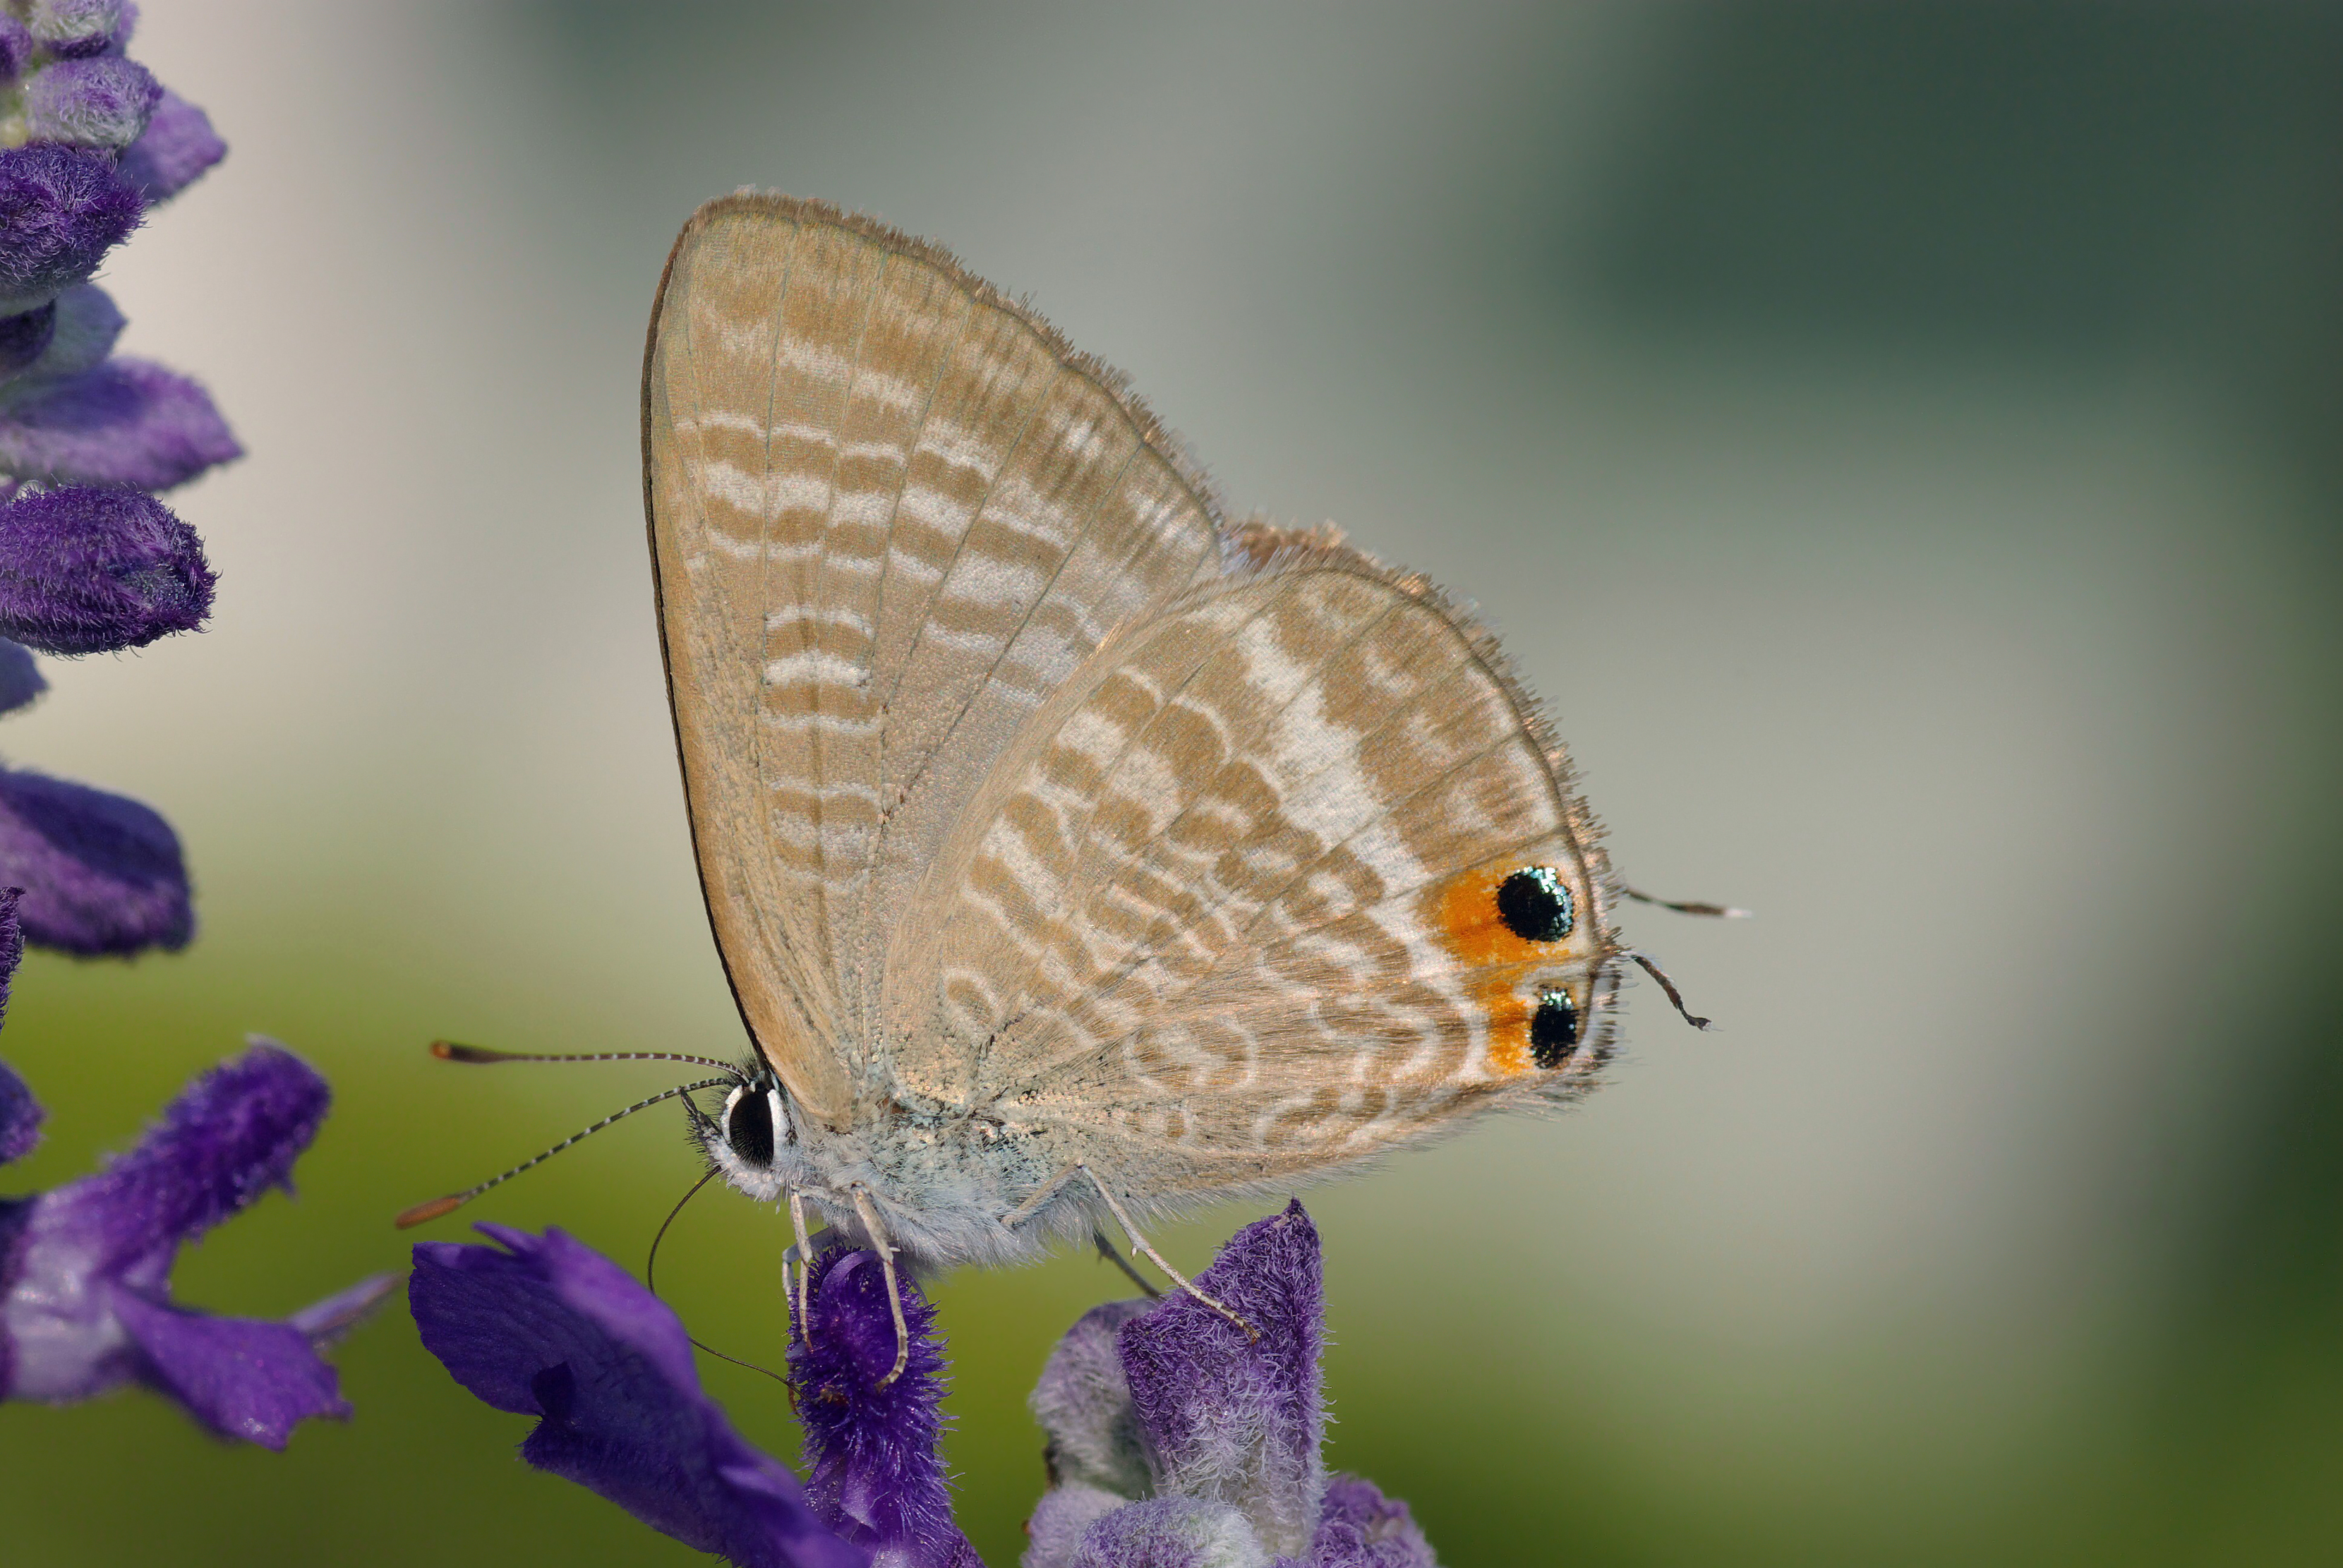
406, 194, 1718, 1371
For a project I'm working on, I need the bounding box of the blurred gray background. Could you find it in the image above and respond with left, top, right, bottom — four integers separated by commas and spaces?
3, 3, 2338, 1563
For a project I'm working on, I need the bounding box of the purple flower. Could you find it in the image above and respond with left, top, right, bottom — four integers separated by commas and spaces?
791, 1245, 981, 1568
118, 90, 224, 205
411, 1224, 868, 1568
0, 483, 215, 653
0, 356, 241, 490
0, 145, 141, 316
0, 765, 194, 955
0, 640, 48, 715
22, 55, 160, 150
0, 1041, 397, 1445
1026, 1203, 1438, 1568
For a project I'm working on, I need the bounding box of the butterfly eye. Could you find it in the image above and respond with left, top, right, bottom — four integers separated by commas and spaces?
725, 1083, 777, 1167
1529, 988, 1580, 1068
1496, 866, 1574, 943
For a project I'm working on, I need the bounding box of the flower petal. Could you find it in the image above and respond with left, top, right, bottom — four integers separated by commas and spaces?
0, 301, 57, 380
0, 639, 42, 714
287, 1271, 402, 1343
39, 1039, 326, 1274
0, 145, 140, 316
1305, 1476, 1436, 1568
410, 1225, 865, 1568
1027, 1483, 1133, 1568
118, 90, 224, 205
109, 1291, 349, 1449
1032, 1296, 1153, 1499
0, 18, 33, 82
0, 766, 193, 955
4, 284, 126, 392
0, 356, 240, 490
1118, 1202, 1325, 1560
0, 485, 215, 653
0, 1059, 39, 1167
1071, 1497, 1270, 1568
0, 889, 31, 1167
790, 1246, 978, 1568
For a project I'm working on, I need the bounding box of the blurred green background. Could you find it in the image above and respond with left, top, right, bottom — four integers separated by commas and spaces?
6, 2, 2341, 1562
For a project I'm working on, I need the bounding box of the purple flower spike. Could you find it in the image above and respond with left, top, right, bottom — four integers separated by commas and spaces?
1119, 1203, 1326, 1559
411, 1224, 867, 1568
0, 484, 215, 653
23, 56, 161, 152
0, 145, 142, 316
118, 90, 224, 205
0, 356, 241, 490
1028, 1203, 1441, 1568
0, 766, 194, 955
791, 1246, 980, 1568
0, 639, 47, 713
0, 301, 59, 381
26, 0, 128, 59
0, 1041, 397, 1445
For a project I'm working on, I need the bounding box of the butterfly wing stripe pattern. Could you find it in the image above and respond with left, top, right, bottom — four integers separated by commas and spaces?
644, 195, 1224, 1126
885, 526, 1618, 1195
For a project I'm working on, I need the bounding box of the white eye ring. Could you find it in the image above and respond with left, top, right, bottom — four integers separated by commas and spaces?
765, 1085, 792, 1149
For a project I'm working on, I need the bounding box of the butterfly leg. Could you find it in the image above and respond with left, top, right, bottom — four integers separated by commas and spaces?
1080, 1166, 1256, 1341
847, 1183, 913, 1388
1091, 1229, 1162, 1298
785, 1188, 818, 1337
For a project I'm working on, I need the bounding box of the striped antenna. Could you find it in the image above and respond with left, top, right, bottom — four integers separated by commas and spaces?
430, 1039, 748, 1075
393, 1077, 733, 1229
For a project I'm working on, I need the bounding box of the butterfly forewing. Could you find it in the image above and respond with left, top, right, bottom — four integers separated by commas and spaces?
644, 196, 1222, 1122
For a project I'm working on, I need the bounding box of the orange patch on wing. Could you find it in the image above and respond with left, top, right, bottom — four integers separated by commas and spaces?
1424, 865, 1582, 1078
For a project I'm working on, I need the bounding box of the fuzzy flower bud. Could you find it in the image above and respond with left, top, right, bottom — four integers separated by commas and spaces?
23, 56, 162, 150
0, 485, 213, 653
0, 145, 140, 316
25, 0, 126, 59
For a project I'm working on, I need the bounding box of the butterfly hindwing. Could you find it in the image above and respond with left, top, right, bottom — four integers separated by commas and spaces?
884, 529, 1618, 1190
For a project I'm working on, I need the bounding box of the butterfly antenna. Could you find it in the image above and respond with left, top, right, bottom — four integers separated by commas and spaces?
431, 1039, 749, 1076
642, 1167, 793, 1389
1623, 886, 1752, 919
393, 1077, 733, 1228
1628, 951, 1713, 1031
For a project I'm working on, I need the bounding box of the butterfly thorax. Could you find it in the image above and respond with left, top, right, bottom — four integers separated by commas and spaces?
699, 1066, 1088, 1269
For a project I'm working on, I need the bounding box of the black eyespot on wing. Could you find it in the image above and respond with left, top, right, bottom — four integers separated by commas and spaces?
1531, 988, 1579, 1069
1496, 867, 1574, 942
726, 1087, 775, 1167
